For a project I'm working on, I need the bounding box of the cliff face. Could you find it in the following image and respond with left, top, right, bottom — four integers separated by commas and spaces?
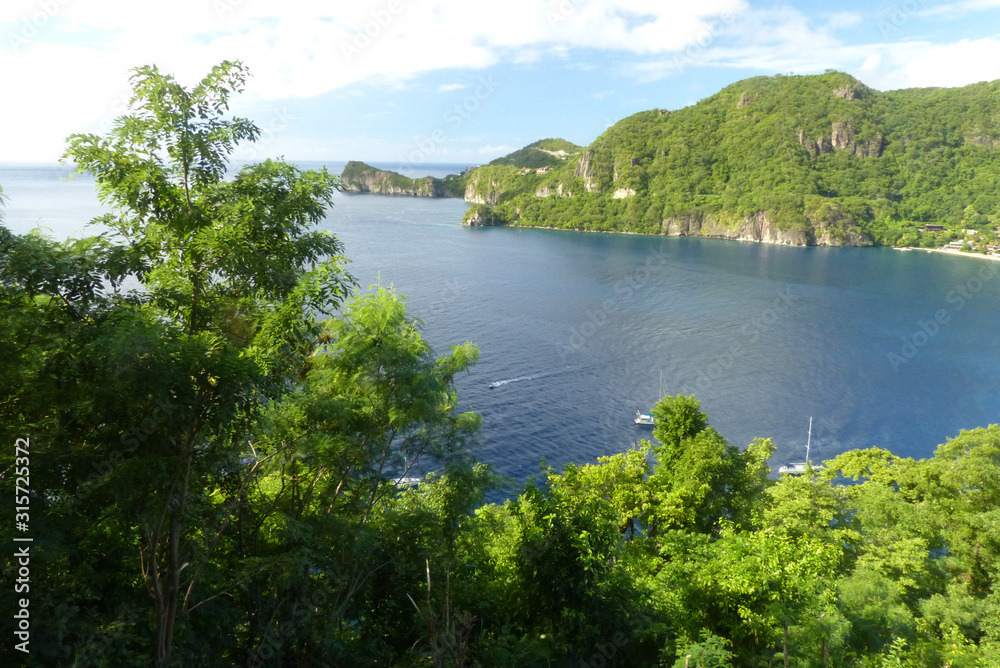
340, 161, 461, 197
799, 122, 883, 158
464, 171, 505, 204
663, 212, 870, 247
664, 213, 808, 245
574, 151, 601, 193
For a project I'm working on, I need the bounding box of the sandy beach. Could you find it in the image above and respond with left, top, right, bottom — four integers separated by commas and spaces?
896, 246, 1000, 262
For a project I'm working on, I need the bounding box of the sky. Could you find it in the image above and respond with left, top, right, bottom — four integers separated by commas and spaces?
1, 0, 1000, 168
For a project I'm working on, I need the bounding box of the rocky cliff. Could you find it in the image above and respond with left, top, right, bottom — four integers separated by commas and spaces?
663, 211, 869, 247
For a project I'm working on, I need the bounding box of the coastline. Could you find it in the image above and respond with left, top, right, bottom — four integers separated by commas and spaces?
483, 222, 1000, 260
897, 246, 1000, 263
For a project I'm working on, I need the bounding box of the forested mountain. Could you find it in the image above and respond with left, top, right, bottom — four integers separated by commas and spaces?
464, 71, 1000, 247
2, 63, 999, 667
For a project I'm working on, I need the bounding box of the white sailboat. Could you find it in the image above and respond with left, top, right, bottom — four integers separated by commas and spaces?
778, 417, 823, 475
634, 370, 666, 426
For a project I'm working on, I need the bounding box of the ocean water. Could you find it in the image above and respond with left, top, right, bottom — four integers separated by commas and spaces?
3, 162, 1000, 487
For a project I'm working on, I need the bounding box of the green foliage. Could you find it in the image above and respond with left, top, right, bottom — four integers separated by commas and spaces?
488, 137, 585, 169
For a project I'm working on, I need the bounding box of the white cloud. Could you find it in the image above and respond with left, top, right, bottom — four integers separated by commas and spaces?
918, 0, 1000, 19
859, 53, 882, 71
871, 38, 1000, 89
2, 0, 1000, 162
0, 0, 754, 160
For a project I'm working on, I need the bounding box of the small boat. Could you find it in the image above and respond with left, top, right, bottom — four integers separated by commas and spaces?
393, 476, 422, 486
634, 411, 655, 425
488, 381, 502, 389
634, 370, 665, 425
778, 417, 823, 475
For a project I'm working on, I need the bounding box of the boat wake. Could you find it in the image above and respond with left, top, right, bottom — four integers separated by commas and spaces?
487, 365, 582, 389
488, 376, 533, 389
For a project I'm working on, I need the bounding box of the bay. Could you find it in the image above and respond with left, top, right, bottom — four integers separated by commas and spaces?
3, 162, 999, 486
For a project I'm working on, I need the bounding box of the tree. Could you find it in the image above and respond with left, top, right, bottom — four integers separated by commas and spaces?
1, 61, 352, 666
234, 286, 484, 665
648, 395, 774, 535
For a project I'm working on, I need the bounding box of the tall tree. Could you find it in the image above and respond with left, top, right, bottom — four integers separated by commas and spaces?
1, 61, 352, 666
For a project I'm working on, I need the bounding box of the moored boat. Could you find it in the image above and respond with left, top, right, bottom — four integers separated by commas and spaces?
778, 417, 823, 474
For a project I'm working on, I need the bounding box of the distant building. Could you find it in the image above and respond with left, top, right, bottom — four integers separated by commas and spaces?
535, 167, 553, 174
923, 224, 945, 232
966, 229, 979, 235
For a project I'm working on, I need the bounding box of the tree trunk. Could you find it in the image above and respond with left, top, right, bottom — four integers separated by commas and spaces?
155, 427, 197, 666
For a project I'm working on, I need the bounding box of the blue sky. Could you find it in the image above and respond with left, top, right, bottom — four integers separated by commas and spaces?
2, 0, 999, 167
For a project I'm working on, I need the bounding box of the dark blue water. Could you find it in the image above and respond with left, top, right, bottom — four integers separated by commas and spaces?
4, 163, 1000, 486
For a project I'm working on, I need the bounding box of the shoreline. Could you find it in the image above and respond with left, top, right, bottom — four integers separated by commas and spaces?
896, 246, 1000, 263
474, 221, 1000, 262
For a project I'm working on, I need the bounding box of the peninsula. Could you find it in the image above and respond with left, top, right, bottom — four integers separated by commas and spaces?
340, 160, 466, 198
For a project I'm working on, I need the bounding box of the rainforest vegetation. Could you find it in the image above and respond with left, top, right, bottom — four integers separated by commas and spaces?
465, 71, 1000, 248
2, 63, 999, 668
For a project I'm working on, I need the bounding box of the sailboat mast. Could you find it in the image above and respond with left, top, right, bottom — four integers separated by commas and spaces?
805, 417, 813, 462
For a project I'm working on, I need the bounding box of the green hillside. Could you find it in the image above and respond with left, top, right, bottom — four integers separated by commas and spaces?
465, 71, 1000, 247
488, 137, 586, 169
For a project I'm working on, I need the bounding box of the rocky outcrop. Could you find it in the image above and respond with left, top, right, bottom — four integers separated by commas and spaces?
464, 173, 504, 205
612, 187, 636, 199
966, 134, 999, 148
737, 92, 752, 108
662, 211, 870, 247
574, 150, 600, 193
535, 184, 573, 198
461, 204, 506, 226
833, 85, 859, 100
799, 123, 883, 158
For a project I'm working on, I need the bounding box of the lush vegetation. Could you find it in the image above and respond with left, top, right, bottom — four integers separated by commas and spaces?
466, 71, 1000, 247
2, 64, 1000, 667
487, 138, 586, 170
340, 161, 466, 198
